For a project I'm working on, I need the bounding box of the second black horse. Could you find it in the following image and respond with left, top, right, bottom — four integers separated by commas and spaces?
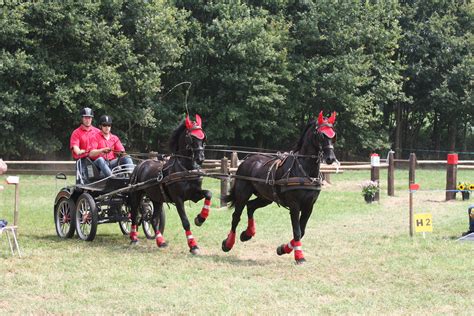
222, 112, 337, 264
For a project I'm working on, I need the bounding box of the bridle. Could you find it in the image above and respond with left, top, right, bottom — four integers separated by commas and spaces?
179, 129, 206, 166
314, 122, 336, 152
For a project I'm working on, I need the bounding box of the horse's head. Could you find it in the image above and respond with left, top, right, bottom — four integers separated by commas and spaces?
170, 114, 207, 168
315, 111, 337, 165
184, 114, 206, 167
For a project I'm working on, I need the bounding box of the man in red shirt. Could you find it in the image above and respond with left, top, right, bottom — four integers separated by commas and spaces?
69, 107, 100, 160
89, 115, 133, 177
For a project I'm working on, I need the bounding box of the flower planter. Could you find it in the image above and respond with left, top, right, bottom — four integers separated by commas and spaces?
462, 191, 470, 201
364, 195, 375, 203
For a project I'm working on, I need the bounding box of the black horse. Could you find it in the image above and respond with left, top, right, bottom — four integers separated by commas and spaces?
128, 114, 212, 254
222, 112, 337, 264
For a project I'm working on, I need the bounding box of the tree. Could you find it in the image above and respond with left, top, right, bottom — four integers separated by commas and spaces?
174, 1, 293, 149
287, 1, 406, 157
398, 0, 472, 156
0, 1, 189, 158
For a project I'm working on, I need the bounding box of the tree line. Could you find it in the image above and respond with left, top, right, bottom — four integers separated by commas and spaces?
0, 0, 472, 160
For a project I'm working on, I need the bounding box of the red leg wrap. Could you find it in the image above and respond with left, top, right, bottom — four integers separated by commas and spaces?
185, 230, 197, 248
281, 239, 297, 254
155, 230, 166, 247
226, 231, 236, 249
292, 240, 304, 261
283, 242, 293, 254
130, 225, 138, 241
245, 218, 256, 237
200, 199, 211, 219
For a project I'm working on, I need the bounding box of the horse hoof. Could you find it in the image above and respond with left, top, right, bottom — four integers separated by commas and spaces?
190, 246, 200, 255
295, 258, 306, 265
194, 215, 204, 227
158, 242, 168, 248
276, 245, 285, 256
221, 239, 232, 252
240, 230, 252, 242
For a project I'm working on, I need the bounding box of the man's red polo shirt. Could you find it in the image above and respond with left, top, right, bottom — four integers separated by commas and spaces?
89, 132, 125, 161
70, 125, 100, 160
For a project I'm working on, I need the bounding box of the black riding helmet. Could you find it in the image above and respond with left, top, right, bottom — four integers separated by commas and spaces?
80, 107, 94, 117
99, 115, 112, 126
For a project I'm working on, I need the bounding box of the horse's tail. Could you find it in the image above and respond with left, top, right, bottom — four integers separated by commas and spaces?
223, 183, 236, 209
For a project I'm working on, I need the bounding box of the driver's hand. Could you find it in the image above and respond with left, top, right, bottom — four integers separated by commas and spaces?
102, 147, 111, 153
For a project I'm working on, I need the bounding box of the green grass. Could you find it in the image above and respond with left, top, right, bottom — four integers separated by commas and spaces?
0, 169, 473, 314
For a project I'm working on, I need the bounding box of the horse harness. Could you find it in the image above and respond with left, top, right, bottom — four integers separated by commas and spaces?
154, 156, 204, 202
232, 151, 323, 207
127, 149, 323, 207
124, 155, 204, 204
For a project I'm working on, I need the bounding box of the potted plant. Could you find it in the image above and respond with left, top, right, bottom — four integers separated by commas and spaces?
360, 180, 379, 203
457, 182, 472, 200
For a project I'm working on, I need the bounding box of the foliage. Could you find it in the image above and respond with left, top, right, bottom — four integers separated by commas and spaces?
287, 1, 406, 156
174, 1, 292, 148
360, 180, 379, 198
397, 0, 473, 154
0, 1, 189, 158
0, 1, 472, 159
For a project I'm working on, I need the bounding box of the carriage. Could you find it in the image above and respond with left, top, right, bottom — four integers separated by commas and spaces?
53, 114, 209, 250
52, 111, 337, 263
53, 157, 165, 241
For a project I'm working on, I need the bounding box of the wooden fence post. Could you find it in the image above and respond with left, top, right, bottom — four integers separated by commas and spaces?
230, 152, 238, 188
370, 153, 380, 201
387, 151, 395, 196
446, 153, 458, 201
220, 157, 229, 208
409, 185, 414, 237
231, 152, 238, 168
409, 153, 416, 185
408, 153, 416, 237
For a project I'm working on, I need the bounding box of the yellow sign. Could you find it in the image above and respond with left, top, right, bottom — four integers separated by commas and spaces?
414, 213, 433, 233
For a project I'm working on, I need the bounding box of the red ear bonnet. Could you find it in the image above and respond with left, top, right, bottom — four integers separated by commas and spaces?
317, 111, 336, 139
195, 114, 202, 127
185, 115, 193, 130
328, 111, 336, 125
317, 111, 324, 125
185, 114, 205, 140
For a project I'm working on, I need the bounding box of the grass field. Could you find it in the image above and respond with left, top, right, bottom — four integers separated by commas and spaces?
0, 169, 473, 314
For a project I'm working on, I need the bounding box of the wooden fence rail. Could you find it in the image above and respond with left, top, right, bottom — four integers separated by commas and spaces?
4, 156, 473, 205
4, 159, 473, 176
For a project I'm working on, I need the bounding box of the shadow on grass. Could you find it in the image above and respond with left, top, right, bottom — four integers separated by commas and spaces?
30, 233, 138, 250
32, 232, 126, 243
29, 233, 283, 266
197, 253, 272, 266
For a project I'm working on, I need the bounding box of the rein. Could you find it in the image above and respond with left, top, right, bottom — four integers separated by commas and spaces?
203, 148, 321, 159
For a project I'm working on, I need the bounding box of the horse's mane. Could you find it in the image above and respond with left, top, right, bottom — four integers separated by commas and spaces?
292, 119, 315, 152
169, 121, 186, 152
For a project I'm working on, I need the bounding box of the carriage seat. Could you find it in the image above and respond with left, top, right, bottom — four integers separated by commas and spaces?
75, 158, 104, 184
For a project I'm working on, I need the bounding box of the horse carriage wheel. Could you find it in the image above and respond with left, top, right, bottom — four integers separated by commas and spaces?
118, 204, 132, 236
141, 196, 165, 239
54, 197, 76, 238
75, 193, 98, 241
